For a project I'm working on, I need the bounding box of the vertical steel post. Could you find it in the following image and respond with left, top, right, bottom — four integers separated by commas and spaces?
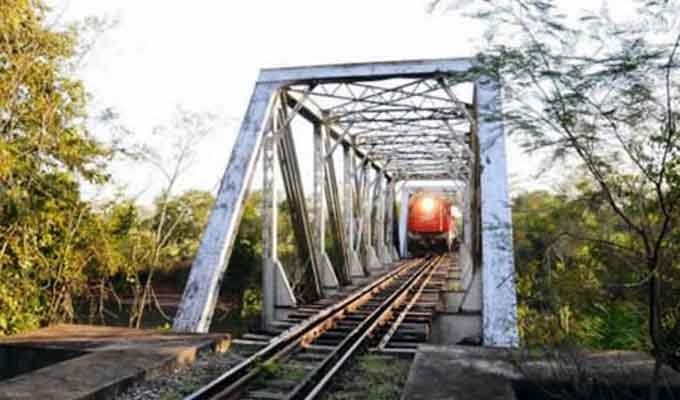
460, 179, 473, 289
398, 185, 409, 258
323, 132, 349, 284
354, 161, 365, 260
314, 123, 340, 292
384, 180, 399, 261
344, 147, 365, 277
362, 164, 372, 260
261, 119, 296, 331
375, 175, 389, 264
476, 76, 519, 348
459, 176, 482, 315
262, 123, 277, 329
363, 167, 381, 272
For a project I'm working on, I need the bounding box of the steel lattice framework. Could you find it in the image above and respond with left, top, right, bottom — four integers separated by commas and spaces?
173, 59, 519, 348
286, 76, 472, 182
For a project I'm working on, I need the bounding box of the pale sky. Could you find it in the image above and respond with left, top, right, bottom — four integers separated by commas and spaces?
50, 0, 609, 204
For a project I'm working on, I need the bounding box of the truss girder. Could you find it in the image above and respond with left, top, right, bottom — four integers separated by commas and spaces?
276, 103, 323, 299
284, 76, 474, 181
175, 58, 519, 350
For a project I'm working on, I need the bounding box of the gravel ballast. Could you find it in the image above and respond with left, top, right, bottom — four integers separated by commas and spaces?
116, 349, 248, 400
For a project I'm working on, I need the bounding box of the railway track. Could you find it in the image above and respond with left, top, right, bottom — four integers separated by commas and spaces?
186, 255, 450, 400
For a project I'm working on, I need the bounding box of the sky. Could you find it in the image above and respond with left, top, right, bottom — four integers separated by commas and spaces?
50, 0, 601, 204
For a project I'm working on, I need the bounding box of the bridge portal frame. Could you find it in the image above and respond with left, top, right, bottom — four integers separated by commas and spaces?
172, 58, 519, 348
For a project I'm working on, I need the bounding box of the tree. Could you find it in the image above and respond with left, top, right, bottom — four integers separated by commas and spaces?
512, 188, 648, 350
126, 108, 216, 328
0, 0, 109, 333
440, 0, 680, 390
152, 190, 215, 272
219, 191, 263, 320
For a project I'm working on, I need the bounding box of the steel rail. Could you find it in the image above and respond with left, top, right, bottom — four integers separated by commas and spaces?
296, 256, 442, 400
184, 258, 424, 400
376, 256, 443, 351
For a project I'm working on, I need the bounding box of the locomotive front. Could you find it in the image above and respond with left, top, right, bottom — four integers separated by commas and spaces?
407, 193, 457, 256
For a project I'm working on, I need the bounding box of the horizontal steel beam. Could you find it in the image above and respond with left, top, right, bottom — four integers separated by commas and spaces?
258, 58, 475, 84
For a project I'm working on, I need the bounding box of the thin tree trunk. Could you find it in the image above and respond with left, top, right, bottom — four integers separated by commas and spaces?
651, 357, 662, 400
648, 256, 663, 400
134, 269, 156, 329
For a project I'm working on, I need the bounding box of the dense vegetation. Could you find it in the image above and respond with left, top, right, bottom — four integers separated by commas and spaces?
514, 186, 658, 351
439, 0, 680, 384
0, 1, 296, 334
1, 0, 109, 333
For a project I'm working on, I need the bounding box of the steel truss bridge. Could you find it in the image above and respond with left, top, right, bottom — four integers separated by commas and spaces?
172, 59, 518, 354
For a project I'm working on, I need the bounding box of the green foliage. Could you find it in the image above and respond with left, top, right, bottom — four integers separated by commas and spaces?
0, 0, 109, 334
446, 0, 680, 364
322, 355, 411, 400
217, 193, 308, 320
513, 188, 650, 351
580, 303, 646, 350
155, 322, 172, 332
0, 1, 236, 334
150, 190, 214, 271
241, 288, 262, 320
257, 359, 308, 380
218, 192, 262, 318
258, 360, 283, 379
277, 197, 305, 286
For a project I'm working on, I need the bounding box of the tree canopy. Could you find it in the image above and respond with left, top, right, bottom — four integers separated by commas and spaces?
0, 0, 109, 333
446, 0, 680, 379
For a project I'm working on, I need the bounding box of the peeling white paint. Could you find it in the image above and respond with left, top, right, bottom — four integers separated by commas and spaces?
476, 76, 519, 348
173, 82, 279, 333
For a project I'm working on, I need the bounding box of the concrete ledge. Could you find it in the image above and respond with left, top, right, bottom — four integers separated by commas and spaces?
443, 291, 464, 312
402, 345, 680, 400
431, 313, 481, 346
0, 324, 229, 400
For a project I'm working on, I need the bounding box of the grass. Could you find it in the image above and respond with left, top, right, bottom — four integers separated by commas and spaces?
254, 359, 308, 385
322, 354, 412, 400
448, 280, 462, 291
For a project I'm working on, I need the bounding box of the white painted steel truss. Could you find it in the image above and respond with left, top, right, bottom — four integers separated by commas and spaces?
285, 76, 472, 181
173, 58, 519, 348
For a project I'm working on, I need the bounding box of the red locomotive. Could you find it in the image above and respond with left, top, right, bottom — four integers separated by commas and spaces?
407, 193, 457, 255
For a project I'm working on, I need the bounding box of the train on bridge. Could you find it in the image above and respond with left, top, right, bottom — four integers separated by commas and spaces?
407, 193, 458, 255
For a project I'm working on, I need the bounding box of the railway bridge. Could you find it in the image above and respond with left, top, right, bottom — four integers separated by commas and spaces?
4, 58, 676, 400
173, 57, 518, 349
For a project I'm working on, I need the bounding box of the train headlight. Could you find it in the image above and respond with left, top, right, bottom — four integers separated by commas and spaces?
421, 197, 435, 213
